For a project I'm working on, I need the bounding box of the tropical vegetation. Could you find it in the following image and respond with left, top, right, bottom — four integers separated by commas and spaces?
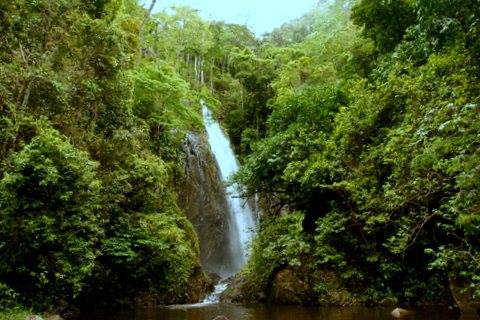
0, 0, 478, 315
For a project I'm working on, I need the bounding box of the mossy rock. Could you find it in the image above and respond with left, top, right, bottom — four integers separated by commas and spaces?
222, 267, 358, 306
220, 274, 266, 303
312, 270, 357, 306
269, 267, 313, 304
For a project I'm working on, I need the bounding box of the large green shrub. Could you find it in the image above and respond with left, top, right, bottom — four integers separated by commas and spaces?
84, 212, 202, 305
244, 213, 309, 294
0, 126, 102, 307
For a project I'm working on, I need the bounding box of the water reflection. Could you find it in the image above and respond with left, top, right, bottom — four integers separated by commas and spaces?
80, 303, 470, 320
458, 312, 479, 320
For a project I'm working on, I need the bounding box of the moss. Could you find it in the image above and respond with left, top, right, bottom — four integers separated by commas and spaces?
0, 307, 36, 320
311, 270, 358, 306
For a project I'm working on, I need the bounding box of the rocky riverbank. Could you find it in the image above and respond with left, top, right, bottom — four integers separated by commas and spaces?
220, 266, 357, 306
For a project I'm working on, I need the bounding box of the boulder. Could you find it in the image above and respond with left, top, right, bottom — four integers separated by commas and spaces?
220, 273, 266, 303
135, 293, 157, 308
57, 304, 80, 319
220, 274, 249, 303
184, 267, 213, 303
202, 272, 221, 298
208, 272, 222, 285
391, 308, 413, 318
449, 277, 480, 313
221, 267, 356, 306
212, 316, 230, 320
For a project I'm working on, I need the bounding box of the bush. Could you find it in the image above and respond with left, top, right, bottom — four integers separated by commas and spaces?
0, 307, 33, 320
85, 212, 202, 305
244, 212, 310, 293
0, 282, 19, 309
0, 126, 102, 307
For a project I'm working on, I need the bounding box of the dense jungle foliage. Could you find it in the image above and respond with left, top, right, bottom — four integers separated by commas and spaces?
0, 0, 479, 315
0, 0, 213, 313
225, 0, 480, 307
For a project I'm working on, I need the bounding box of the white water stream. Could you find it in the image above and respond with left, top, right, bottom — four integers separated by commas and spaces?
201, 101, 256, 303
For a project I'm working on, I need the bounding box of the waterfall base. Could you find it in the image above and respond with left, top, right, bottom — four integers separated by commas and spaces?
203, 281, 229, 304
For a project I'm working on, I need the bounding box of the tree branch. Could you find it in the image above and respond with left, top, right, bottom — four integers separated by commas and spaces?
147, 0, 157, 15
404, 212, 437, 255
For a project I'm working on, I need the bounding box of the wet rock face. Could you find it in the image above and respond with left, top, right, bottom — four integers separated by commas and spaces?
178, 133, 235, 277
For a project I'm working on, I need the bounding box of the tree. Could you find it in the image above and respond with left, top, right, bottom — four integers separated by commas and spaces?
352, 0, 415, 54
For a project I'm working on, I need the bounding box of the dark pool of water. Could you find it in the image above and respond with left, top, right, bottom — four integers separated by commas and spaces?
79, 303, 478, 320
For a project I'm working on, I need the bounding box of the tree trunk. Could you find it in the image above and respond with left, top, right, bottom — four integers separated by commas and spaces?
210, 57, 214, 91
175, 51, 180, 71
137, 0, 157, 65
201, 56, 205, 85
194, 55, 198, 83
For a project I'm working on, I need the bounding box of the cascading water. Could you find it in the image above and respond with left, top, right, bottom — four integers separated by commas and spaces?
200, 100, 256, 302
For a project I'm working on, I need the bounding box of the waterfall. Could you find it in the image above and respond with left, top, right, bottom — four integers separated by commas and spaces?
200, 100, 256, 298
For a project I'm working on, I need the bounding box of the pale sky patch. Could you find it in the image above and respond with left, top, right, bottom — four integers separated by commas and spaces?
149, 0, 320, 36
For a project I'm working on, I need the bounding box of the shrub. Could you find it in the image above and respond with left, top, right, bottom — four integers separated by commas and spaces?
0, 126, 102, 307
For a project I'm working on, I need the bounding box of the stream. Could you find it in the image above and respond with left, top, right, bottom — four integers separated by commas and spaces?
80, 304, 475, 320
